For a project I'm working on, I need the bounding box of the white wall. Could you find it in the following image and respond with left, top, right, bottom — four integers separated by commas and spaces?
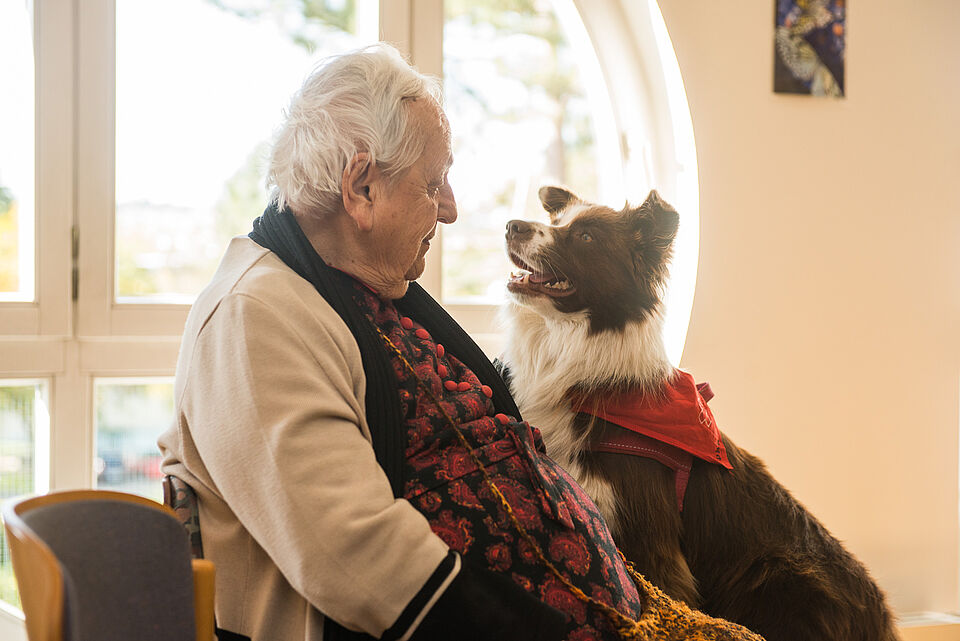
646, 0, 960, 614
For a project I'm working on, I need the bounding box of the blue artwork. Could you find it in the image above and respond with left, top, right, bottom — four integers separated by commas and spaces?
774, 0, 846, 97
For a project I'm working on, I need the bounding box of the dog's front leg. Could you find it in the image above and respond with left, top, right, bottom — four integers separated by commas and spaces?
583, 453, 700, 606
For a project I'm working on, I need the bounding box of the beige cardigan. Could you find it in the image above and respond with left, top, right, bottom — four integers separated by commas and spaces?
158, 237, 450, 640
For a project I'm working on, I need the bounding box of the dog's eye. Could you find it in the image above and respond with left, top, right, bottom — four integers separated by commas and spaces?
579, 232, 593, 242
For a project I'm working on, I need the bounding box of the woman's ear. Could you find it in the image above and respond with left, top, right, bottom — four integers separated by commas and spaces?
341, 152, 380, 232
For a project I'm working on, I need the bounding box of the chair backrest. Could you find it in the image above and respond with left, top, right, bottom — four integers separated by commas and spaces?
162, 475, 205, 559
3, 490, 215, 641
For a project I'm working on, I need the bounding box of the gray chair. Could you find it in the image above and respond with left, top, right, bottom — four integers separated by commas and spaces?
3, 489, 215, 641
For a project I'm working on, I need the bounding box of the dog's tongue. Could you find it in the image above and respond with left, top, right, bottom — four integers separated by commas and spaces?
529, 272, 551, 284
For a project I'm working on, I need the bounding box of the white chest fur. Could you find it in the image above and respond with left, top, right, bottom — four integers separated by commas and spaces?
500, 301, 674, 535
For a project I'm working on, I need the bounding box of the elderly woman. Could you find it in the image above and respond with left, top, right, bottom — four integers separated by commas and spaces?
159, 45, 763, 641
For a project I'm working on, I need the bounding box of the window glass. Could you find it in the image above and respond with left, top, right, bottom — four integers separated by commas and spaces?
94, 379, 175, 502
442, 0, 619, 302
0, 381, 49, 608
0, 2, 36, 302
115, 0, 378, 302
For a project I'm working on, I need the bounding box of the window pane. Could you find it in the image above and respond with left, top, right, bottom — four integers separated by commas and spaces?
94, 379, 175, 503
442, 0, 619, 302
115, 0, 378, 302
0, 381, 49, 609
0, 2, 36, 302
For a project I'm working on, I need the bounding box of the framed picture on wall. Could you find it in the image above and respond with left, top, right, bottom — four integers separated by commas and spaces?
774, 0, 845, 97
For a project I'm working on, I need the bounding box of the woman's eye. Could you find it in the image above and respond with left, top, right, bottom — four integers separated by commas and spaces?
580, 232, 593, 242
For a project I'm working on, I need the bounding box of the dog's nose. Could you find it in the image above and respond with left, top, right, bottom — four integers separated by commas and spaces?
506, 220, 533, 238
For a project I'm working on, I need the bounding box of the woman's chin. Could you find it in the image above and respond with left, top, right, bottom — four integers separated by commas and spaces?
403, 254, 428, 282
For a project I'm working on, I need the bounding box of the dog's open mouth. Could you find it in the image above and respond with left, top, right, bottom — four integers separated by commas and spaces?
507, 253, 576, 298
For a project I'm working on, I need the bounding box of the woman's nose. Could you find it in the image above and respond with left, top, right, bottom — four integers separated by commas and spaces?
438, 181, 457, 224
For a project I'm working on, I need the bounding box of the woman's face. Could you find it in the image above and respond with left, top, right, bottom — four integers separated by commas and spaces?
368, 99, 457, 293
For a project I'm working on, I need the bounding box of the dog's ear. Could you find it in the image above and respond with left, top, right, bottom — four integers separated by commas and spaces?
538, 185, 583, 224
630, 189, 679, 277
639, 189, 679, 250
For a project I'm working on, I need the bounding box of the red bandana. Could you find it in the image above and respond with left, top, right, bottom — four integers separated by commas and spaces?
572, 371, 732, 470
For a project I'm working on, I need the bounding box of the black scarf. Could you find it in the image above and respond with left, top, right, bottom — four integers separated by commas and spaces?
248, 202, 520, 497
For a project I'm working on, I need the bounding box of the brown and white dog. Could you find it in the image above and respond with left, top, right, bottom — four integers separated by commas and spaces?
499, 186, 901, 641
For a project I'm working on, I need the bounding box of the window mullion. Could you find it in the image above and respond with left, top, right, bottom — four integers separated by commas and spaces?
380, 0, 411, 57
35, 0, 75, 337
75, 0, 115, 337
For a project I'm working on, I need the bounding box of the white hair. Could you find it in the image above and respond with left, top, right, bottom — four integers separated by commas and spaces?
268, 43, 443, 215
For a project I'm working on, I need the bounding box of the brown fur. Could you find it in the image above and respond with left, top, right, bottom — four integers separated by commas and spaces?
503, 187, 902, 641
580, 416, 900, 641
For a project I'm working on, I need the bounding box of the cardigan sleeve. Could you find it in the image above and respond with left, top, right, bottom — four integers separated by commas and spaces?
178, 289, 451, 637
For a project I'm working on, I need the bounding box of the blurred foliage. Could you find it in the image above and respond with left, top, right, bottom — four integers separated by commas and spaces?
1, 384, 35, 609
215, 142, 271, 240
0, 185, 18, 292
1, 385, 37, 498
0, 185, 12, 212
206, 0, 356, 51
116, 241, 159, 297
447, 0, 563, 46
114, 142, 267, 299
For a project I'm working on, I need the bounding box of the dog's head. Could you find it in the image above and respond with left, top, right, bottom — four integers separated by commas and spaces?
505, 186, 679, 333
